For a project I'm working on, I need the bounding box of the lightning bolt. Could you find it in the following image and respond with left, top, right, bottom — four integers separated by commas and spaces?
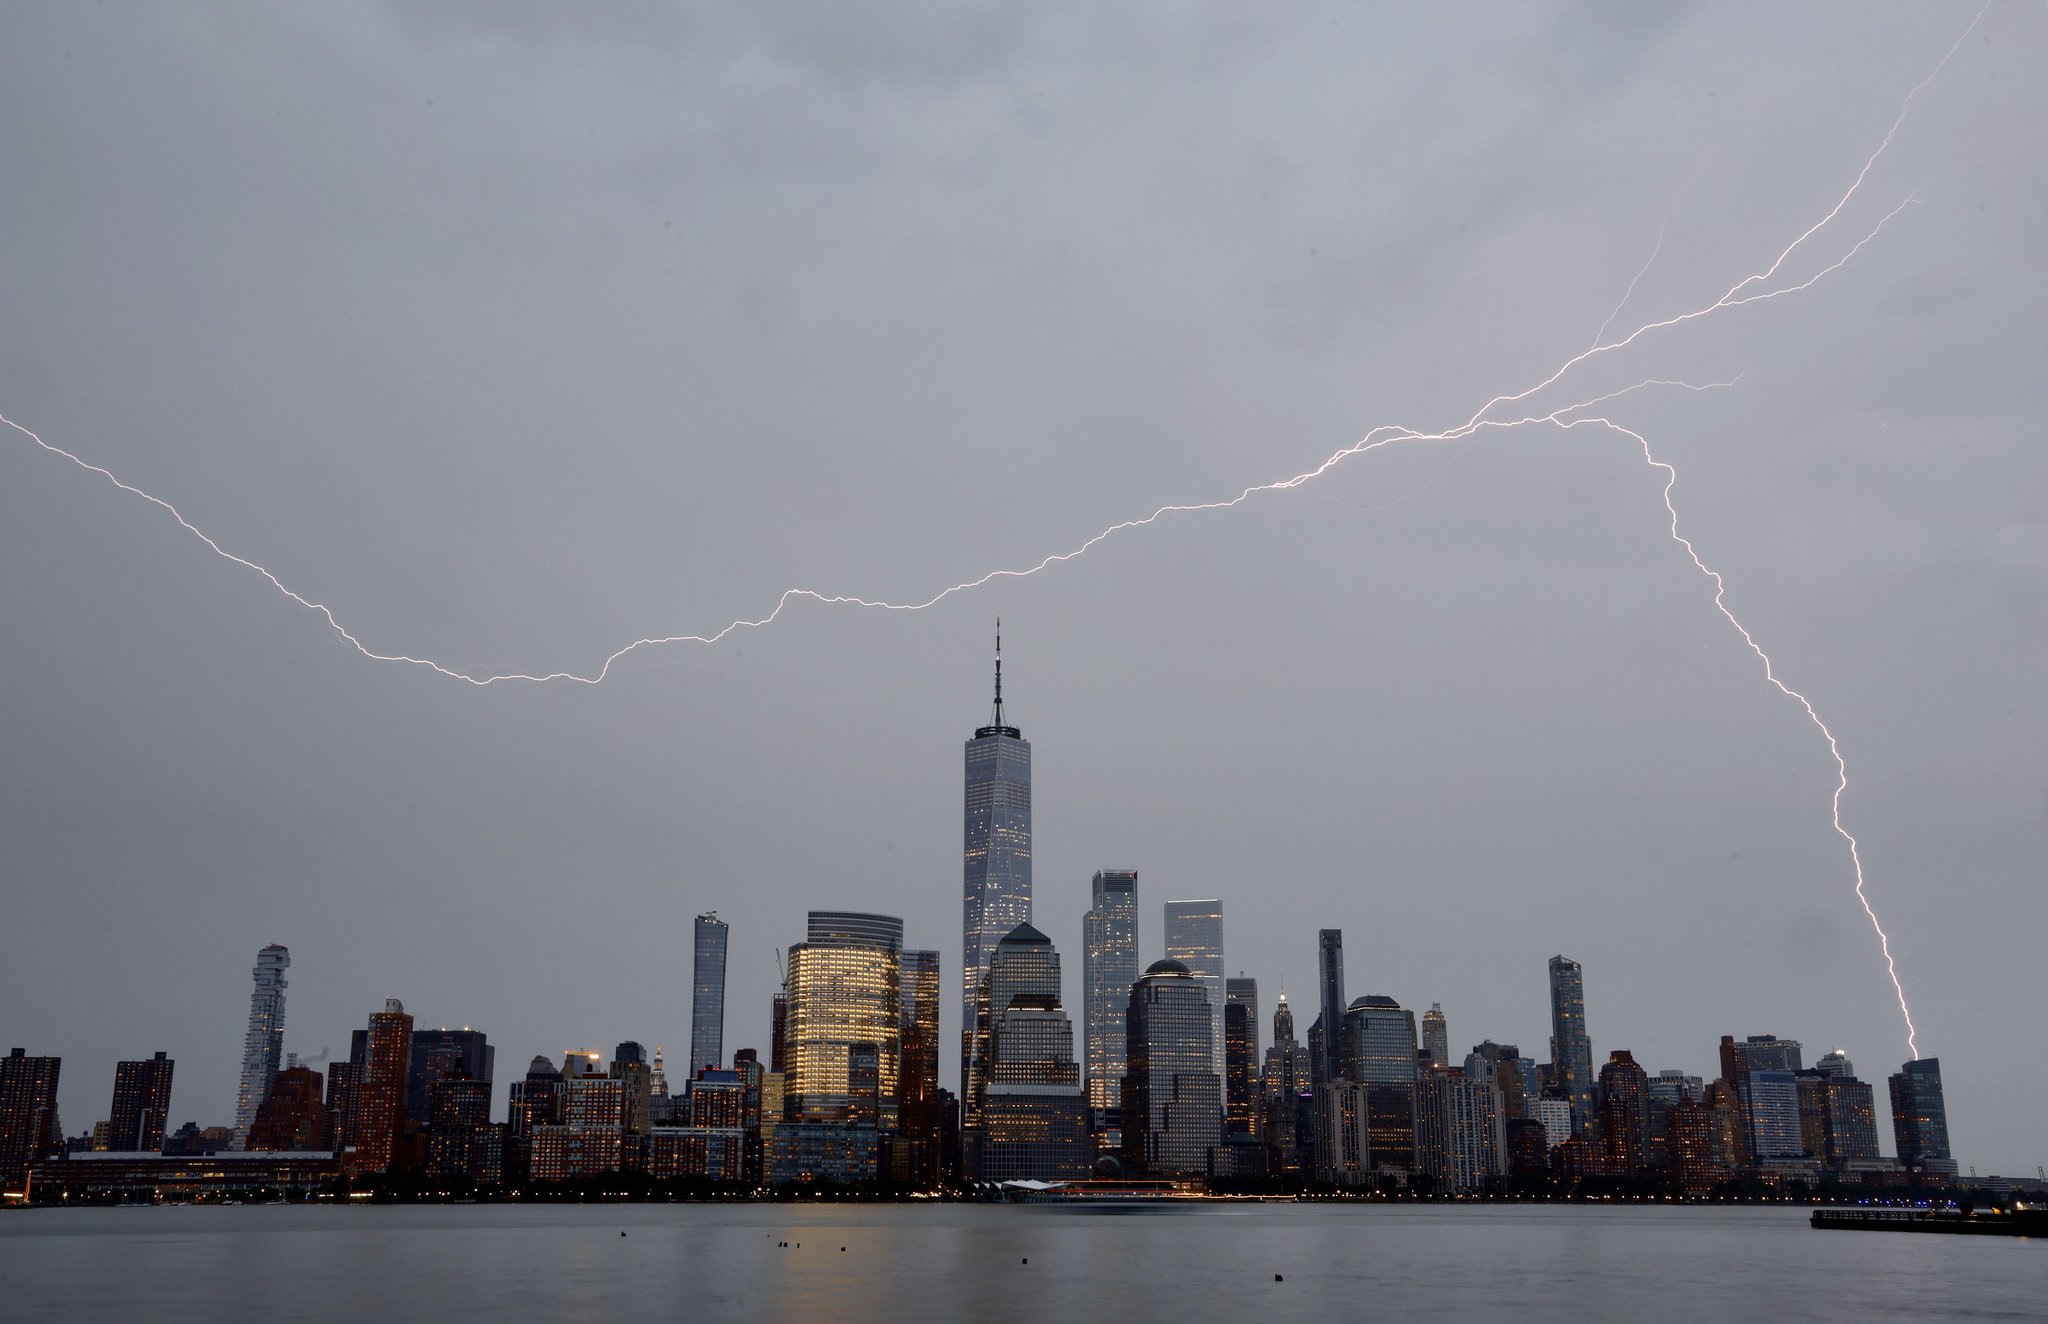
0, 10, 1988, 1055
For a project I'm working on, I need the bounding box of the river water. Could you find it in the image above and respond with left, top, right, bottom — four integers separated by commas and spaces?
0, 1202, 2038, 1322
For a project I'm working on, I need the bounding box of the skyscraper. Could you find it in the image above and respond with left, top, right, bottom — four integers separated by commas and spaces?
690, 913, 729, 1074
246, 1059, 330, 1152
1164, 900, 1225, 1078
233, 944, 290, 1148
405, 1029, 492, 1128
0, 1048, 62, 1192
1082, 869, 1139, 1120
1719, 1034, 1803, 1168
352, 999, 413, 1175
786, 911, 903, 1126
1416, 1060, 1507, 1193
898, 949, 942, 1184
1339, 995, 1420, 1172
962, 626, 1032, 1090
1224, 977, 1259, 1137
1421, 1004, 1449, 1068
1122, 960, 1221, 1176
1316, 930, 1345, 1086
968, 923, 1063, 1131
1262, 995, 1313, 1174
979, 933, 1090, 1187
1889, 1058, 1953, 1174
1597, 1050, 1651, 1176
107, 1052, 175, 1153
1546, 955, 1594, 1139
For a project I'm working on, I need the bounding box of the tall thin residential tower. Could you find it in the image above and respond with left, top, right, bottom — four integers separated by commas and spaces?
962, 624, 1032, 1090
1547, 955, 1595, 1139
1082, 869, 1139, 1118
1316, 930, 1345, 1085
690, 913, 729, 1073
233, 944, 290, 1148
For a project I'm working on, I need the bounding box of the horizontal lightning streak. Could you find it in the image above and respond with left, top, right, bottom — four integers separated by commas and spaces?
1, 11, 1987, 1055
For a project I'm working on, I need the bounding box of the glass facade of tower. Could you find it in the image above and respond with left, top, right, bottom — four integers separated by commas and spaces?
963, 720, 1032, 1091
786, 913, 903, 1127
1888, 1057, 1952, 1166
968, 924, 1061, 1129
1082, 869, 1138, 1115
1340, 995, 1419, 1171
1224, 977, 1259, 1137
1316, 930, 1345, 1086
1122, 960, 1221, 1177
980, 991, 1091, 1183
1546, 955, 1594, 1139
234, 945, 290, 1149
690, 913, 729, 1074
1164, 900, 1225, 1078
897, 949, 942, 1183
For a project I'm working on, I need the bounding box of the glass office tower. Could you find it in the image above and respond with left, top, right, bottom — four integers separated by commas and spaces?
963, 627, 1032, 1092
690, 913, 729, 1073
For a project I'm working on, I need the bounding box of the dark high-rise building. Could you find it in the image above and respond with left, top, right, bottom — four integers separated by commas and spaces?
508, 1055, 563, 1133
690, 913, 729, 1075
247, 1061, 330, 1152
1082, 869, 1139, 1120
968, 923, 1061, 1132
897, 949, 943, 1186
1262, 994, 1313, 1175
1316, 931, 1345, 1086
0, 1048, 63, 1192
107, 1052, 175, 1153
1597, 1050, 1651, 1176
1338, 995, 1419, 1172
233, 944, 290, 1148
325, 1060, 362, 1151
1224, 978, 1259, 1137
611, 1041, 653, 1135
1416, 1062, 1506, 1193
1547, 956, 1594, 1140
352, 999, 414, 1174
405, 1029, 492, 1128
1888, 1058, 1952, 1173
962, 625, 1032, 1092
1121, 960, 1221, 1176
771, 993, 789, 1074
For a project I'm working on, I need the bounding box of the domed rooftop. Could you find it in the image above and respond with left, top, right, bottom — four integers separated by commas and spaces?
1145, 958, 1191, 977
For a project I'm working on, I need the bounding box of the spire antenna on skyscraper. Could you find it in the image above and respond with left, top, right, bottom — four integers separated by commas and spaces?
993, 616, 1004, 729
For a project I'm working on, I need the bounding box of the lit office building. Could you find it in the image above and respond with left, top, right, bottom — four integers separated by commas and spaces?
1421, 1004, 1448, 1069
1164, 899, 1225, 1078
1082, 869, 1139, 1122
232, 945, 290, 1148
962, 628, 1033, 1093
786, 912, 903, 1128
1121, 959, 1221, 1177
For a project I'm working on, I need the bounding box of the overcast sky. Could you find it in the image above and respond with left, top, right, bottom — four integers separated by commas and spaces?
2, 3, 2041, 1174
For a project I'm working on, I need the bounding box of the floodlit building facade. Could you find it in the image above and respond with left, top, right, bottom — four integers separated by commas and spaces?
786, 911, 903, 1128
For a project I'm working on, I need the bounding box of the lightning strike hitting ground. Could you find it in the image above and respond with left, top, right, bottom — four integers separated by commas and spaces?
1, 16, 1987, 1054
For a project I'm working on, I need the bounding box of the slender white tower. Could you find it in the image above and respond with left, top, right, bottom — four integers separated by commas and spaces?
232, 944, 290, 1148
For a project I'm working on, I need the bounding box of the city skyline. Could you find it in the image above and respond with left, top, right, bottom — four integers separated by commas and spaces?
2, 3, 2042, 1178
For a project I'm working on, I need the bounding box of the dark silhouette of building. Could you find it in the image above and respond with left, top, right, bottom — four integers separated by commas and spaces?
107, 1052, 175, 1153
1547, 956, 1594, 1140
1315, 931, 1344, 1087
246, 1062, 331, 1152
405, 1029, 492, 1128
1888, 1058, 1953, 1177
1, 1048, 63, 1192
1224, 995, 1258, 1136
897, 948, 942, 1186
508, 1055, 562, 1133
